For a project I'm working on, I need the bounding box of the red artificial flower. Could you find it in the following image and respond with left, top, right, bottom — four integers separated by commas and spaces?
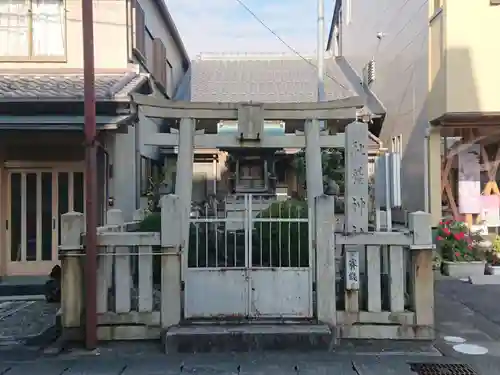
439, 221, 444, 225
455, 251, 461, 258
454, 232, 465, 240
443, 228, 451, 235
436, 236, 443, 241
468, 245, 472, 250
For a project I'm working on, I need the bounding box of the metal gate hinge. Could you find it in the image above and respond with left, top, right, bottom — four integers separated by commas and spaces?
180, 281, 185, 291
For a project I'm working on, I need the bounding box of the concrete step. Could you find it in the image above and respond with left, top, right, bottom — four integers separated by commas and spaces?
163, 323, 335, 353
0, 276, 49, 297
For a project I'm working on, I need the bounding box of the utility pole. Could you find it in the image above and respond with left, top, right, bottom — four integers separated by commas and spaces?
305, 0, 325, 223
82, 0, 98, 350
317, 0, 325, 102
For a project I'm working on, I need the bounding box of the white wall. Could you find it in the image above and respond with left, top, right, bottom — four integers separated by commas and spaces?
138, 111, 160, 159
338, 0, 429, 219
106, 0, 188, 221
108, 126, 137, 222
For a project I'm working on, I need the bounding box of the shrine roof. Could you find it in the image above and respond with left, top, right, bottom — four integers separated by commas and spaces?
173, 54, 385, 118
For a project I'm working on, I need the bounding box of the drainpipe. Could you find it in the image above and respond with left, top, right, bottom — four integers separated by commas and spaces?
82, 0, 98, 350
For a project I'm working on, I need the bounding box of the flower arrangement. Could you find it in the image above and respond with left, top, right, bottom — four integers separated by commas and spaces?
436, 220, 480, 262
486, 236, 500, 266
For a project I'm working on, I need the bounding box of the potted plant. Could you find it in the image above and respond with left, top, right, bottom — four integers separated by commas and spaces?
437, 220, 486, 277
486, 236, 500, 275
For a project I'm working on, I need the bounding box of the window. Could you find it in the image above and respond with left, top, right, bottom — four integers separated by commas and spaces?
140, 156, 152, 196
140, 156, 163, 196
128, 0, 146, 61
0, 0, 65, 59
344, 0, 351, 25
391, 135, 403, 155
152, 37, 167, 91
145, 28, 154, 67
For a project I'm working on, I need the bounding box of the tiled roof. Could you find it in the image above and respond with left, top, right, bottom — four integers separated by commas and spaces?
0, 72, 147, 101
175, 55, 358, 103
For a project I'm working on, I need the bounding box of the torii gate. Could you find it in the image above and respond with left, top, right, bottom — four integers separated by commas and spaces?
131, 93, 366, 253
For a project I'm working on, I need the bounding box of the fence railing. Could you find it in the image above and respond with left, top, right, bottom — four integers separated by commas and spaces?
59, 195, 182, 341
315, 195, 434, 340
60, 194, 434, 341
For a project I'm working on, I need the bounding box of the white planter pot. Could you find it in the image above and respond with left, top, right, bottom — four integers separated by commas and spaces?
442, 261, 486, 277
486, 264, 500, 275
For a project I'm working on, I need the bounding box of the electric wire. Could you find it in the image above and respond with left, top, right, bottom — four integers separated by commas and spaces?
233, 0, 351, 92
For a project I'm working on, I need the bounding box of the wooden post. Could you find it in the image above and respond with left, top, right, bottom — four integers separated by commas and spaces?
409, 211, 434, 339
60, 211, 85, 330
160, 194, 182, 329
315, 195, 336, 327
174, 118, 195, 280
344, 121, 369, 312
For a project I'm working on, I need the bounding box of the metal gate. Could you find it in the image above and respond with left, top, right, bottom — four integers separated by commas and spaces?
184, 194, 313, 319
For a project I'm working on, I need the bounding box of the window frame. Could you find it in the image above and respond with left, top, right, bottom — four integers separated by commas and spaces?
0, 0, 67, 62
166, 59, 174, 98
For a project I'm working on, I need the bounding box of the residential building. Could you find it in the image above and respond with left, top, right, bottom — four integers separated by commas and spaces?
0, 0, 189, 277
329, 0, 500, 226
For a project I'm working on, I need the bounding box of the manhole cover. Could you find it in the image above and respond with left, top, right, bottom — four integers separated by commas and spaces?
410, 363, 479, 375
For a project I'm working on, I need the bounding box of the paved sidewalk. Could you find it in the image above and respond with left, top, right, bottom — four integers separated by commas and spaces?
1, 276, 500, 373
0, 352, 490, 375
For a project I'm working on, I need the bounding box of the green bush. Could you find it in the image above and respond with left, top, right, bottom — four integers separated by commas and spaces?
138, 199, 311, 273
254, 200, 309, 267
137, 212, 161, 232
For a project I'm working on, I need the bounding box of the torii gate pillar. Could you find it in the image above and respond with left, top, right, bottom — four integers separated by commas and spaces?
305, 119, 324, 214
174, 118, 195, 276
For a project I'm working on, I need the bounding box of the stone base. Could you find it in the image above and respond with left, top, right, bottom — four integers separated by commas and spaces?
442, 261, 486, 277
486, 264, 500, 275
163, 324, 334, 353
468, 275, 500, 285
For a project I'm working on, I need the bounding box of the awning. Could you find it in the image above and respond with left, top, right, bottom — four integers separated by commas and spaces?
0, 114, 134, 130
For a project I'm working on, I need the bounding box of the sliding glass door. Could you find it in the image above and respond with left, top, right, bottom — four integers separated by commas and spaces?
6, 169, 84, 276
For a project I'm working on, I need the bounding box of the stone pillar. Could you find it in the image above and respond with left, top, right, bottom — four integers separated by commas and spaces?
305, 119, 324, 206
315, 195, 336, 327
160, 195, 182, 331
174, 118, 195, 278
409, 211, 434, 339
60, 212, 85, 330
344, 121, 368, 312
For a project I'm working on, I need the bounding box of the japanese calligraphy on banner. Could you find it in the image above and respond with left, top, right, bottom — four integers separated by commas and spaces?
458, 144, 481, 214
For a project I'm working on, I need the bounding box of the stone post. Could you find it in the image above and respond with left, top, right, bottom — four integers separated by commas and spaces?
315, 195, 336, 327
60, 211, 85, 331
409, 211, 434, 339
344, 121, 369, 312
174, 118, 195, 279
160, 195, 182, 331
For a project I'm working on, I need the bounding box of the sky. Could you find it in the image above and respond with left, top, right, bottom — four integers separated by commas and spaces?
166, 0, 335, 57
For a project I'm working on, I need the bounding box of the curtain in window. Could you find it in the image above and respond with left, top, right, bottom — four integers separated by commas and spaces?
32, 0, 64, 56
0, 0, 29, 56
